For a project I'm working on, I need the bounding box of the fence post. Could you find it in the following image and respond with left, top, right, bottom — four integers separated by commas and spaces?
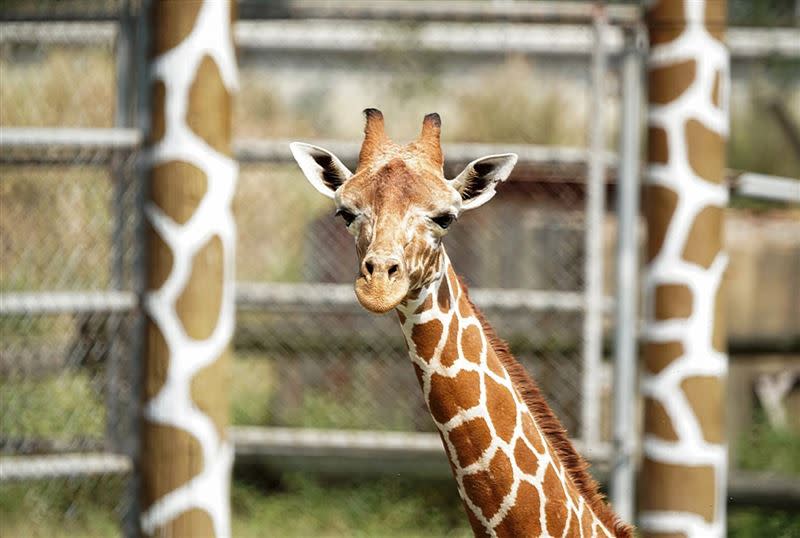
639, 1, 729, 537
581, 2, 608, 450
140, 1, 239, 536
610, 22, 643, 524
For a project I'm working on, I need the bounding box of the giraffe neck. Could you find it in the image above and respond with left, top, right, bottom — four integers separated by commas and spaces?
396, 252, 627, 538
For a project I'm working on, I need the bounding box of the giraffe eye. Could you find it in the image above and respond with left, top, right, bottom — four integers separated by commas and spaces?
335, 208, 356, 226
431, 213, 455, 229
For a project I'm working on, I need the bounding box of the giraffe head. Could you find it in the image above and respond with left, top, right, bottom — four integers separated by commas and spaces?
291, 109, 517, 313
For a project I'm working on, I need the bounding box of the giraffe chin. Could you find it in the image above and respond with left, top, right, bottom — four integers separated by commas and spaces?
354, 276, 410, 314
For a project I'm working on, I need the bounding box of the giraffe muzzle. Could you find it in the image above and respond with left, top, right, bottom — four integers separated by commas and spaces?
355, 254, 409, 313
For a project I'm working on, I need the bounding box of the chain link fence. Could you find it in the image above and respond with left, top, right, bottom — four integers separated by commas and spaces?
0, 5, 142, 535
230, 11, 619, 439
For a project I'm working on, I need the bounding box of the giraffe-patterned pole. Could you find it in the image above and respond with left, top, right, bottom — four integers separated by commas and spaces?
639, 1, 729, 537
141, 1, 238, 536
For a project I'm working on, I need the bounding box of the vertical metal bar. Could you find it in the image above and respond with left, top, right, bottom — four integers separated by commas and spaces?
107, 0, 132, 518
112, 0, 134, 291
108, 0, 132, 428
581, 2, 608, 449
610, 24, 642, 524
122, 2, 151, 536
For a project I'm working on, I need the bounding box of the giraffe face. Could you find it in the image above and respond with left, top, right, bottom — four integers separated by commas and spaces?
291, 110, 517, 313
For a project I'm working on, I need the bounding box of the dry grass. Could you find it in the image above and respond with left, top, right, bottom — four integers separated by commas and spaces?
0, 48, 114, 127
0, 167, 113, 291
450, 56, 589, 146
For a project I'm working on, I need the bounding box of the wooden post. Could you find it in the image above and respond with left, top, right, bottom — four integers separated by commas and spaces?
141, 1, 238, 536
639, 1, 729, 537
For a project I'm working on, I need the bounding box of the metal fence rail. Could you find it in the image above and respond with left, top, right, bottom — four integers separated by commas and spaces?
4, 432, 798, 511
2, 21, 799, 58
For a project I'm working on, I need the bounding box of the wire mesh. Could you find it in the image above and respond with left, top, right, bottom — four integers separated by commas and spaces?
227, 7, 621, 442
0, 7, 140, 531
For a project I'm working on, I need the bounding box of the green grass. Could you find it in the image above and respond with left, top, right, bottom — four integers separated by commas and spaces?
0, 477, 124, 538
0, 372, 106, 440
728, 413, 800, 537
3, 367, 798, 537
0, 474, 472, 538
231, 474, 471, 538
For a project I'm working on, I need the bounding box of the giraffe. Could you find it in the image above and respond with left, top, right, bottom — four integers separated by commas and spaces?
639, 1, 729, 537
141, 1, 238, 536
291, 109, 632, 537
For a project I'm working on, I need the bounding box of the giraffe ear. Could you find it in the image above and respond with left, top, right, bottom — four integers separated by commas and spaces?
290, 142, 353, 199
451, 153, 518, 210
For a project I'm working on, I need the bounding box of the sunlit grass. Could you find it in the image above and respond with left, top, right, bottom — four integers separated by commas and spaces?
0, 49, 113, 127
0, 372, 106, 440
231, 474, 471, 538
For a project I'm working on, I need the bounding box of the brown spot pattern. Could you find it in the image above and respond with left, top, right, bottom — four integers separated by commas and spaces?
686, 119, 724, 184
513, 438, 539, 477
411, 318, 443, 362
466, 509, 491, 538
151, 161, 207, 225
176, 235, 224, 340
485, 377, 517, 443
648, 126, 669, 164
461, 324, 484, 364
428, 371, 481, 423
145, 321, 169, 400
448, 417, 493, 468
711, 70, 722, 107
141, 422, 204, 509
681, 376, 724, 444
712, 281, 726, 353
543, 465, 569, 537
415, 294, 432, 314
705, 0, 726, 38
581, 504, 594, 536
191, 349, 232, 441
188, 56, 231, 155
522, 414, 546, 454
152, 0, 203, 56
440, 314, 459, 367
650, 60, 697, 105
645, 397, 679, 441
654, 284, 693, 320
644, 341, 684, 374
682, 206, 722, 268
462, 450, 514, 520
146, 223, 173, 290
562, 510, 579, 537
459, 293, 471, 317
645, 185, 678, 262
640, 458, 716, 522
149, 81, 166, 144
493, 481, 542, 537
646, 0, 686, 46
437, 269, 451, 311
486, 349, 506, 377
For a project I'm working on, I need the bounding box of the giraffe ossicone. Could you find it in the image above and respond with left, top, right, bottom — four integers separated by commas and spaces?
291, 110, 632, 537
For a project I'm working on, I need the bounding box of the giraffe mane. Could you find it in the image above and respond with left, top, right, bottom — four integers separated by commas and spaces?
457, 275, 634, 538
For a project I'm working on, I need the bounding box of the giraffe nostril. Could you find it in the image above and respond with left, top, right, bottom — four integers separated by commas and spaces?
365, 261, 374, 276
388, 264, 399, 278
